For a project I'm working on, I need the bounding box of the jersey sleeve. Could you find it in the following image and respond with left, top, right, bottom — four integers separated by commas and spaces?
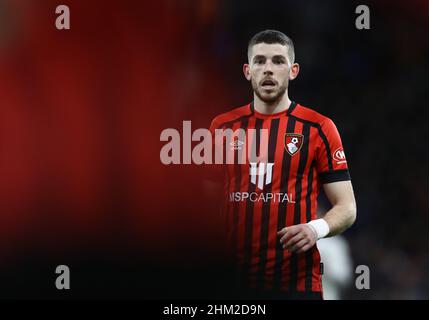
315, 118, 351, 184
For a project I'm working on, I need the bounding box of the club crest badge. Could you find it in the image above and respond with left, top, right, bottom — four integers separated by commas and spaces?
284, 133, 304, 156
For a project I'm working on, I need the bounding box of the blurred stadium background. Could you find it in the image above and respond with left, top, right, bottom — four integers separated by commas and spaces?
0, 0, 428, 299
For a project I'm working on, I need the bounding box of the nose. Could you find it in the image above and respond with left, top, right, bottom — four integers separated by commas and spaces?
262, 60, 273, 75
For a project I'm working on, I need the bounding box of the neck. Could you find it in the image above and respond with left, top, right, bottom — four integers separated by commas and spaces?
253, 91, 291, 114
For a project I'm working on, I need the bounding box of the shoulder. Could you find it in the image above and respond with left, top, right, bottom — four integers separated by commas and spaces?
210, 103, 252, 130
289, 103, 334, 127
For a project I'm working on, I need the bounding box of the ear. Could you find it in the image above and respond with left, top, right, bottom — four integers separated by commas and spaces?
243, 64, 251, 81
289, 63, 300, 80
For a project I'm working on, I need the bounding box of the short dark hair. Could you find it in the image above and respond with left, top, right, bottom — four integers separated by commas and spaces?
247, 30, 295, 64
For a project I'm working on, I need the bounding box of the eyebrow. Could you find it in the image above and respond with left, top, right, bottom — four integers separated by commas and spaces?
253, 54, 287, 62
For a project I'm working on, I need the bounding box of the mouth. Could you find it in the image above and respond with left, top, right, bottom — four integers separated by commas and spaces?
261, 79, 276, 89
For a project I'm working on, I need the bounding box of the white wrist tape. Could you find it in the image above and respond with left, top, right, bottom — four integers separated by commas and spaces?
307, 219, 330, 240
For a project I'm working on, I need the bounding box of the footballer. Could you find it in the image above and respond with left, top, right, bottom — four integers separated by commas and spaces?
207, 30, 357, 300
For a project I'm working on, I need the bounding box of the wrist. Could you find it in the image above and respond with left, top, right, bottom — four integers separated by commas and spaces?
307, 219, 330, 240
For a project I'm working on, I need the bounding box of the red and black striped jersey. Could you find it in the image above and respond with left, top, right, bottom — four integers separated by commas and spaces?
208, 101, 351, 294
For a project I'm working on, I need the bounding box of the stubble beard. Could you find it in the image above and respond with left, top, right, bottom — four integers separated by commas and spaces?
252, 79, 288, 104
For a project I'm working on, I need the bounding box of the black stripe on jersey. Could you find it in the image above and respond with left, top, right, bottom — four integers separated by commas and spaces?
221, 122, 234, 200
272, 117, 296, 291
288, 122, 311, 291
305, 159, 316, 223
249, 101, 255, 114
305, 160, 316, 291
255, 117, 261, 157
288, 115, 334, 172
256, 118, 280, 290
243, 118, 263, 280
232, 117, 250, 262
319, 169, 351, 184
316, 126, 333, 172
286, 101, 297, 115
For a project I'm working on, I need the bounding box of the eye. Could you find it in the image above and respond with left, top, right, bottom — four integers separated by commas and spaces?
253, 57, 265, 65
273, 58, 285, 64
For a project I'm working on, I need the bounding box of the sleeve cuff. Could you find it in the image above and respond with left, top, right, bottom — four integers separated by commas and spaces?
319, 169, 351, 184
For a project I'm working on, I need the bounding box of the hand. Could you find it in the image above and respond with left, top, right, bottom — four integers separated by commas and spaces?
277, 224, 317, 253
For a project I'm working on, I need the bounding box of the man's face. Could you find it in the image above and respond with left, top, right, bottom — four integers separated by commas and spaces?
244, 43, 298, 103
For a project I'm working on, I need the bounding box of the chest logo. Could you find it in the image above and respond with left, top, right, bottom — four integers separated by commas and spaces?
284, 133, 304, 156
249, 162, 274, 190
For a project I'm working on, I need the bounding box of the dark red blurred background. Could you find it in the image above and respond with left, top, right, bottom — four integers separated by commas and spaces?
0, 0, 230, 298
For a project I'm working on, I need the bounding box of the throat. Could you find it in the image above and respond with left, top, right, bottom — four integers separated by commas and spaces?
254, 100, 290, 115
254, 92, 291, 115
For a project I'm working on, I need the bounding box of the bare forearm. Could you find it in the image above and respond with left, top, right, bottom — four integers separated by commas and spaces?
322, 203, 356, 237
